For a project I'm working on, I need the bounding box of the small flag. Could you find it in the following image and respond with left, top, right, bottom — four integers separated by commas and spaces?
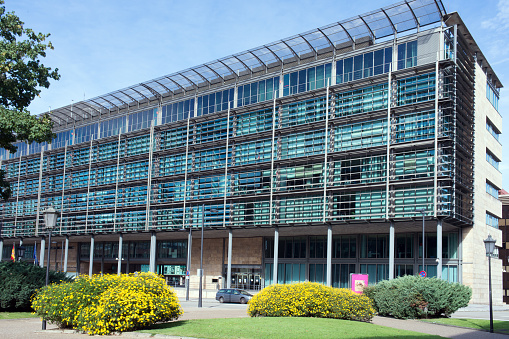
33, 242, 38, 266
10, 243, 15, 261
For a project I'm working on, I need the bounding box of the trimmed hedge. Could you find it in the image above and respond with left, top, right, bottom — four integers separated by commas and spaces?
0, 261, 70, 311
363, 275, 471, 319
248, 282, 375, 322
32, 273, 182, 335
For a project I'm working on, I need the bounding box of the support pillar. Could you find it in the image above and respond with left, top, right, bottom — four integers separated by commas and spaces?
117, 233, 123, 276
227, 228, 232, 288
326, 225, 332, 286
389, 221, 395, 279
437, 219, 442, 279
63, 235, 69, 273
0, 239, 3, 262
89, 235, 94, 277
273, 226, 279, 285
149, 231, 156, 273
40, 237, 45, 268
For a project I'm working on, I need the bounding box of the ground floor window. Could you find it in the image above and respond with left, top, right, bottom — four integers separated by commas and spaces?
309, 263, 355, 288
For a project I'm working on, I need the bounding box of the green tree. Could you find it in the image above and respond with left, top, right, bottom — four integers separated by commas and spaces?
0, 261, 71, 311
0, 0, 60, 199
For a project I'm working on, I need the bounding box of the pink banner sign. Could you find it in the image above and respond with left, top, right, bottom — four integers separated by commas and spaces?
350, 273, 369, 294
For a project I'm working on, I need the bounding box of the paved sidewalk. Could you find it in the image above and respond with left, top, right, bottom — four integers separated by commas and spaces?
372, 316, 508, 339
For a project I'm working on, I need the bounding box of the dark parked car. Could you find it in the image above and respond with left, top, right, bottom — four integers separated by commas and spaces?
216, 288, 253, 304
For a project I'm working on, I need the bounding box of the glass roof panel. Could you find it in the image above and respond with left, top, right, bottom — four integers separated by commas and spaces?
250, 47, 278, 66
97, 95, 122, 108
341, 17, 371, 40
284, 36, 314, 56
384, 2, 417, 32
410, 0, 443, 27
301, 30, 333, 52
156, 76, 181, 92
265, 41, 296, 62
180, 69, 205, 85
168, 74, 194, 89
320, 23, 352, 47
123, 88, 143, 101
362, 10, 395, 38
132, 84, 156, 98
207, 61, 233, 79
144, 79, 171, 95
219, 56, 250, 75
234, 50, 265, 69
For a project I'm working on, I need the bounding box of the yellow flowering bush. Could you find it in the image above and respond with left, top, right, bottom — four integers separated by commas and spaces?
31, 273, 182, 335
247, 282, 375, 322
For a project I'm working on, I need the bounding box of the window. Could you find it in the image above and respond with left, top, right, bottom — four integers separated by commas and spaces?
397, 40, 417, 70
486, 82, 499, 111
284, 64, 330, 96
486, 212, 499, 228
239, 77, 279, 106
162, 99, 194, 124
486, 119, 500, 142
198, 89, 233, 116
486, 150, 500, 170
336, 47, 392, 84
486, 181, 499, 199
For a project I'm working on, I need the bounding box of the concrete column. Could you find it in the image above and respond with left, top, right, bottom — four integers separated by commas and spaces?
40, 236, 45, 268
0, 239, 3, 261
389, 221, 395, 279
227, 228, 232, 288
63, 235, 69, 273
89, 235, 94, 277
437, 219, 442, 279
273, 226, 279, 285
149, 231, 157, 273
117, 233, 123, 276
326, 225, 332, 286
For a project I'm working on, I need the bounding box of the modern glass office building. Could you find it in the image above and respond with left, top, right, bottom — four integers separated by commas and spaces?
0, 0, 503, 303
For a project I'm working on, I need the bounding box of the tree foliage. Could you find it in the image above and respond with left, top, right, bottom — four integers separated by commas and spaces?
0, 261, 71, 311
0, 0, 60, 199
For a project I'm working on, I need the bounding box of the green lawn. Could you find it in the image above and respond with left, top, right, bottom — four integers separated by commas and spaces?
140, 317, 441, 339
422, 318, 509, 334
0, 312, 38, 320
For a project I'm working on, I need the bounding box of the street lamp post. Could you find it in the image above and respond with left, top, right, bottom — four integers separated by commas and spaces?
417, 209, 426, 273
198, 205, 217, 308
41, 207, 58, 331
186, 226, 192, 301
199, 204, 205, 308
484, 234, 496, 334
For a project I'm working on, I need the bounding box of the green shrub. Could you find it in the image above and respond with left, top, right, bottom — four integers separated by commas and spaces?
248, 282, 375, 322
0, 261, 70, 311
364, 275, 471, 319
32, 273, 182, 335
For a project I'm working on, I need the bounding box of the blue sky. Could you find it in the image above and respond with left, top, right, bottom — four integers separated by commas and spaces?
6, 0, 509, 184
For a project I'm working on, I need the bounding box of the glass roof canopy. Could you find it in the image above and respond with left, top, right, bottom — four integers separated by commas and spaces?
48, 0, 446, 126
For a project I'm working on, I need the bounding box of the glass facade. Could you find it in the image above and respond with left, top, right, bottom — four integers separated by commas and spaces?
0, 21, 482, 290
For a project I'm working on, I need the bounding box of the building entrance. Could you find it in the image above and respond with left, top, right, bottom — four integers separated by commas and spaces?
224, 266, 262, 290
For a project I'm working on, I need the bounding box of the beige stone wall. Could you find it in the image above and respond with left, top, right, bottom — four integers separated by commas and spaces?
463, 62, 503, 304
188, 236, 263, 290
226, 237, 263, 265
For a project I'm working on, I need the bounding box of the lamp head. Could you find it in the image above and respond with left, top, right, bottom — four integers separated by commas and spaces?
43, 207, 59, 230
484, 234, 496, 256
